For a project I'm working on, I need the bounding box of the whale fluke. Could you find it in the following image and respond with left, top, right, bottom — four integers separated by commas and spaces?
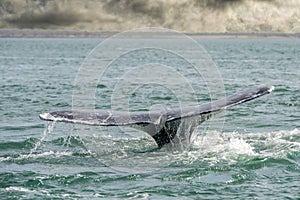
39, 85, 274, 148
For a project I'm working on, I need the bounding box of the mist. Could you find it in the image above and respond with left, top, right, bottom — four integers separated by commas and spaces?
0, 0, 299, 32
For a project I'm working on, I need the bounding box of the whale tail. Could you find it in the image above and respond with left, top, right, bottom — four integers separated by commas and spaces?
39, 85, 274, 148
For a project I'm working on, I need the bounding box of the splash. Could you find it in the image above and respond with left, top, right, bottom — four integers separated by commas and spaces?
193, 131, 256, 155
0, 122, 59, 162
29, 121, 56, 155
0, 0, 299, 32
187, 129, 300, 164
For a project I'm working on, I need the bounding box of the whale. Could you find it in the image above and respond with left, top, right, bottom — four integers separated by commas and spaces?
39, 85, 274, 148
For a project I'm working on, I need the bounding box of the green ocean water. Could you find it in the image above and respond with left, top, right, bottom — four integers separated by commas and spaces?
0, 37, 299, 199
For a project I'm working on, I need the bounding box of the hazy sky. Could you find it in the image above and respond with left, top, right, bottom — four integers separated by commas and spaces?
0, 0, 299, 32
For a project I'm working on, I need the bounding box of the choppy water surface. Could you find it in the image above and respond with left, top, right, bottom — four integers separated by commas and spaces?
0, 37, 299, 199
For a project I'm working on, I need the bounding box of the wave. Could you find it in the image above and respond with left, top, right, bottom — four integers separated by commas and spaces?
0, 150, 73, 163
1, 124, 299, 174
0, 0, 299, 32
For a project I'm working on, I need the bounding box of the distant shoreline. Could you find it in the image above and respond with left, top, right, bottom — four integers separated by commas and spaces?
0, 29, 299, 39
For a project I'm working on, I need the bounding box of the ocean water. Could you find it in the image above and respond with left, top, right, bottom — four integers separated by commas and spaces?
0, 36, 299, 199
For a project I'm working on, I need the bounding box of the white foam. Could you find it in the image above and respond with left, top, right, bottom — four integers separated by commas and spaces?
0, 151, 73, 163
5, 186, 32, 192
4, 186, 50, 196
226, 138, 256, 155
268, 85, 275, 93
189, 129, 300, 163
190, 131, 256, 163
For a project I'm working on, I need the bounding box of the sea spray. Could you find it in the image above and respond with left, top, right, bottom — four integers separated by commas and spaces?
29, 121, 56, 155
